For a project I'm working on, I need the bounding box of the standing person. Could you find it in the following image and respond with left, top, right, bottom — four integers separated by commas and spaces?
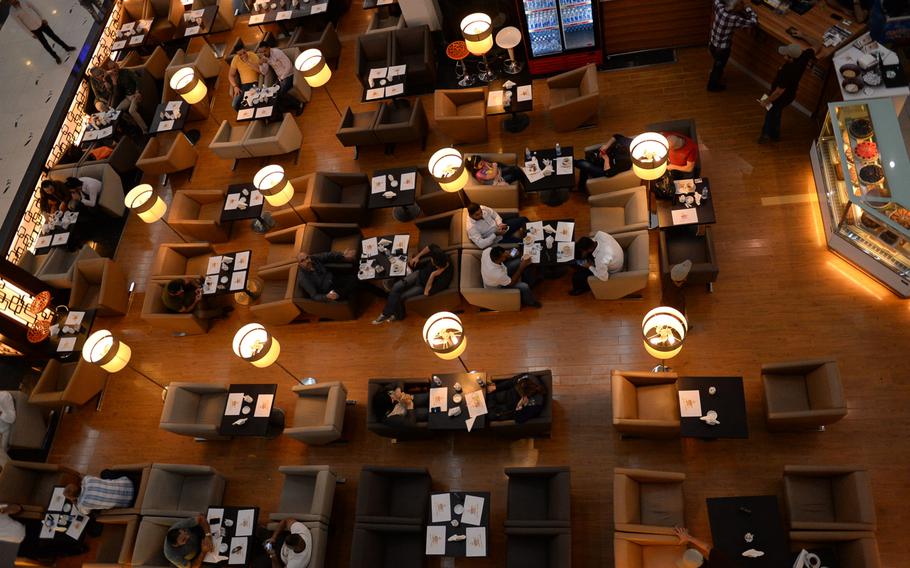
9, 0, 76, 64
759, 45, 815, 143
707, 0, 757, 92
466, 202, 528, 248
569, 232, 624, 296
480, 246, 541, 308
163, 515, 213, 568
257, 45, 303, 114
79, 0, 106, 23
228, 47, 262, 110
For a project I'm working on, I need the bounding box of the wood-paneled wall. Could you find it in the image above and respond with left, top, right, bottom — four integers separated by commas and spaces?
600, 0, 712, 55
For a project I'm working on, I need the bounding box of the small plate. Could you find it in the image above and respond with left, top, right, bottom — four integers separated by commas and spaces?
452, 394, 463, 404
242, 406, 251, 415
454, 504, 464, 515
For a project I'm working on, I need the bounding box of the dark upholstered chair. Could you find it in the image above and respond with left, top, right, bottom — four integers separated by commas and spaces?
356, 32, 395, 87
308, 173, 370, 225
268, 465, 337, 525
659, 227, 719, 289
506, 527, 572, 568
613, 468, 685, 535
762, 360, 847, 430
350, 523, 425, 568
486, 371, 553, 438
394, 25, 435, 89
374, 98, 428, 150
336, 107, 380, 159
289, 22, 342, 68
415, 210, 467, 252
784, 465, 877, 531
355, 466, 431, 525
416, 167, 463, 216
504, 466, 571, 528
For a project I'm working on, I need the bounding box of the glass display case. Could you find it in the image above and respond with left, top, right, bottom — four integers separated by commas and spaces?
811, 98, 910, 297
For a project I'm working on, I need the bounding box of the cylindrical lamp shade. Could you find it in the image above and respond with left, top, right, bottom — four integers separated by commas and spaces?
428, 148, 468, 193
641, 306, 688, 361
232, 323, 281, 369
82, 330, 132, 372
461, 13, 493, 56
253, 165, 295, 207
295, 49, 332, 88
170, 67, 207, 104
124, 184, 167, 223
630, 132, 670, 180
422, 312, 467, 361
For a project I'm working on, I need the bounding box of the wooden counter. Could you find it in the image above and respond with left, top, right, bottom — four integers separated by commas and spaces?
731, 1, 866, 115
600, 0, 712, 55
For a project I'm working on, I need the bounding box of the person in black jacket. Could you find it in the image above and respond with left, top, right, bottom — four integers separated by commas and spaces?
758, 45, 815, 143
372, 382, 429, 428
372, 245, 453, 324
486, 374, 547, 423
295, 249, 357, 302
573, 134, 633, 192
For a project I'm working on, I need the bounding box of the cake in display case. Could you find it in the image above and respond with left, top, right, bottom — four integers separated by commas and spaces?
810, 98, 910, 297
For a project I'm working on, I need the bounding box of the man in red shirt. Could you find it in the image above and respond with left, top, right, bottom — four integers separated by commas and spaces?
662, 131, 698, 179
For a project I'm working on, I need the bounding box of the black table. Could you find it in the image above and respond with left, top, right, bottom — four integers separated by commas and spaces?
206, 506, 260, 565
219, 384, 278, 437
522, 146, 575, 206
220, 183, 270, 233
54, 308, 96, 362
521, 218, 575, 268
369, 167, 420, 221
357, 234, 410, 282
178, 6, 219, 39
111, 18, 153, 52
203, 251, 251, 296
678, 376, 748, 439
486, 79, 533, 133
78, 111, 124, 149
247, 0, 330, 26
656, 177, 717, 229
40, 486, 89, 543
706, 495, 790, 568
149, 101, 190, 134
33, 211, 81, 256
363, 65, 408, 103
427, 372, 488, 431
236, 86, 280, 122
426, 491, 490, 557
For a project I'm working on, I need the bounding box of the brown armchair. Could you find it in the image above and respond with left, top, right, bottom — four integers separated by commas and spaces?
166, 42, 221, 80
168, 190, 232, 242
209, 120, 253, 161
433, 88, 488, 144
0, 461, 80, 519
587, 230, 650, 300
789, 531, 881, 568
546, 63, 599, 131
613, 532, 687, 568
762, 360, 847, 430
141, 280, 212, 335
266, 174, 317, 229
373, 98, 428, 151
611, 370, 680, 438
366, 9, 405, 34
335, 106, 380, 159
462, 153, 521, 209
394, 25, 435, 89
289, 22, 342, 68
589, 186, 649, 235
356, 32, 395, 87
243, 113, 303, 158
613, 468, 685, 535
659, 227, 719, 289
404, 250, 461, 317
69, 258, 131, 316
309, 172, 369, 225
122, 45, 170, 80
30, 359, 108, 408
144, 0, 183, 43
151, 242, 215, 281
82, 514, 139, 567
416, 167, 463, 216
262, 224, 308, 271
460, 249, 520, 312
250, 265, 303, 325
415, 209, 466, 252
784, 465, 876, 531
47, 163, 127, 218
137, 132, 198, 176
285, 382, 348, 445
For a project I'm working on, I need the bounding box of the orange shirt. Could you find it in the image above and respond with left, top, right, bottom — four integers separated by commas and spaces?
662, 132, 698, 167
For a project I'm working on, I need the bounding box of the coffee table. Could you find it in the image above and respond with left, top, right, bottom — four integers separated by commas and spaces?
205, 506, 260, 565
203, 251, 252, 296
178, 5, 219, 38
369, 167, 420, 221
220, 183, 271, 233
149, 101, 190, 134
706, 495, 789, 568
486, 78, 532, 132
247, 0, 330, 26
522, 146, 575, 206
236, 86, 280, 122
219, 383, 278, 437
656, 177, 717, 230
678, 376, 748, 439
522, 219, 575, 268
54, 308, 96, 361
111, 19, 153, 52
427, 372, 488, 431
363, 65, 407, 103
33, 211, 81, 256
426, 491, 490, 557
40, 486, 89, 542
78, 110, 123, 149
358, 234, 410, 282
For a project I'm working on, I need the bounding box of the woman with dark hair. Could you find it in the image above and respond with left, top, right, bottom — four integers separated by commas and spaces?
486, 374, 547, 423
372, 383, 429, 426
63, 176, 102, 210
759, 44, 816, 143
38, 180, 71, 215
465, 155, 521, 185
372, 244, 453, 324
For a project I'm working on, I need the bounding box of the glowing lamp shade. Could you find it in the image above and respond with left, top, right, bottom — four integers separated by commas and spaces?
630, 132, 670, 181
461, 13, 493, 56
295, 49, 332, 88
170, 67, 207, 104
253, 165, 294, 207
428, 148, 468, 193
641, 306, 688, 361
124, 184, 167, 223
232, 323, 281, 369
422, 312, 467, 361
82, 330, 132, 373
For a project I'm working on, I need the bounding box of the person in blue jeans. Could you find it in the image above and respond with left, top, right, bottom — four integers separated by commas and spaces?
480, 246, 541, 308
372, 244, 453, 324
573, 134, 633, 192
759, 45, 814, 143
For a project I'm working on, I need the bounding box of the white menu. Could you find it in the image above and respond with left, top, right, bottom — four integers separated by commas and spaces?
678, 390, 702, 417
249, 190, 264, 206
112, 40, 126, 50
35, 235, 52, 249
429, 387, 448, 412
400, 171, 416, 191
555, 221, 574, 242
430, 493, 451, 523
235, 509, 255, 536
228, 537, 248, 564
365, 88, 384, 101
426, 525, 446, 555
388, 64, 406, 78
65, 515, 89, 540
255, 106, 273, 118
254, 394, 273, 417
185, 26, 200, 36
40, 514, 58, 539
465, 390, 488, 418
369, 67, 388, 80
225, 394, 244, 416
230, 271, 247, 291
311, 2, 327, 13
371, 176, 386, 194
362, 237, 379, 257
237, 108, 255, 120
516, 85, 532, 102
49, 487, 67, 511
129, 34, 144, 45
276, 10, 292, 19
157, 119, 174, 132
461, 495, 484, 526
65, 310, 85, 327
385, 83, 404, 97
51, 232, 69, 246
224, 194, 241, 211
392, 234, 409, 253
57, 337, 77, 353
203, 276, 218, 294
487, 90, 503, 108
556, 242, 575, 263
248, 13, 265, 24
234, 251, 250, 270
466, 527, 486, 557
556, 156, 573, 176
671, 208, 698, 225
206, 256, 223, 275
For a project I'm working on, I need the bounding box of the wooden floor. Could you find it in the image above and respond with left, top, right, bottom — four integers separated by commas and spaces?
46, 9, 910, 568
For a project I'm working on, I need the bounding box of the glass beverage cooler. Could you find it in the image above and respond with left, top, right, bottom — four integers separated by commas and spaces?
810, 98, 910, 297
518, 0, 603, 75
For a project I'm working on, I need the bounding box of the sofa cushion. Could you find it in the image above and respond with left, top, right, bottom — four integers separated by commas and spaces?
294, 396, 326, 428
636, 385, 676, 421
549, 87, 579, 105
787, 476, 835, 522
590, 207, 625, 232
765, 374, 810, 413
640, 483, 684, 527
456, 100, 484, 117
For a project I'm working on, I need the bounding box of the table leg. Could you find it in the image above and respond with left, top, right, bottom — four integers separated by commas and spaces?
503, 111, 530, 133
392, 203, 422, 222
539, 188, 569, 206
251, 212, 275, 233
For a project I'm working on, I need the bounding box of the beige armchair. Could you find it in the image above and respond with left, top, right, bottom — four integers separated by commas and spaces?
547, 63, 599, 132
416, 209, 467, 252
589, 186, 649, 235
789, 531, 881, 568
168, 190, 232, 242
309, 172, 369, 224
433, 88, 488, 144
159, 382, 230, 440
30, 359, 108, 408
140, 463, 225, 517
137, 132, 198, 176
289, 22, 342, 68
144, 0, 182, 43
460, 249, 520, 312
250, 265, 303, 325
243, 113, 303, 158
98, 463, 152, 517
762, 360, 847, 430
405, 250, 461, 317
335, 106, 380, 159
262, 224, 307, 271
122, 45, 170, 80
33, 245, 100, 289
266, 174, 317, 229
3, 391, 49, 451
0, 461, 80, 519
286, 382, 348, 445
166, 42, 221, 79
69, 258, 131, 316
588, 230, 650, 300
614, 468, 685, 535
416, 167, 463, 216
784, 465, 876, 531
82, 514, 139, 567
141, 280, 213, 335
269, 466, 337, 525
131, 516, 185, 568
613, 532, 687, 568
585, 168, 643, 196
462, 153, 521, 209
611, 370, 680, 438
151, 242, 215, 281
209, 120, 252, 161
47, 163, 125, 218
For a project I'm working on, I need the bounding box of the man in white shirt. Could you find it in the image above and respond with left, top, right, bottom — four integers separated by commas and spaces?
257, 45, 303, 114
0, 392, 15, 452
266, 518, 312, 568
466, 203, 528, 249
9, 0, 76, 64
570, 232, 624, 295
480, 246, 540, 307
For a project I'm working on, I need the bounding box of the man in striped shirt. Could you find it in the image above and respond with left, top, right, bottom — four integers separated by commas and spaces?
63, 474, 135, 515
708, 0, 758, 92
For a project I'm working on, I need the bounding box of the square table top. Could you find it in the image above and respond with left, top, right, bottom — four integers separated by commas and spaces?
111, 18, 154, 52
40, 486, 89, 542
427, 372, 488, 431
206, 506, 260, 565
247, 0, 330, 25
486, 80, 533, 116
521, 218, 575, 266
149, 101, 190, 134
426, 491, 490, 557
78, 110, 123, 148
707, 495, 789, 568
221, 183, 265, 222
203, 250, 251, 296
219, 383, 278, 437
178, 5, 219, 38
236, 85, 280, 122
34, 211, 81, 256
357, 234, 410, 281
362, 65, 407, 103
656, 177, 717, 229
55, 308, 96, 361
368, 167, 418, 209
522, 146, 575, 193
678, 376, 748, 439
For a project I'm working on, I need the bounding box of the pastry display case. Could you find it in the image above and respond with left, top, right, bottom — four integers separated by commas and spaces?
810, 98, 910, 297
